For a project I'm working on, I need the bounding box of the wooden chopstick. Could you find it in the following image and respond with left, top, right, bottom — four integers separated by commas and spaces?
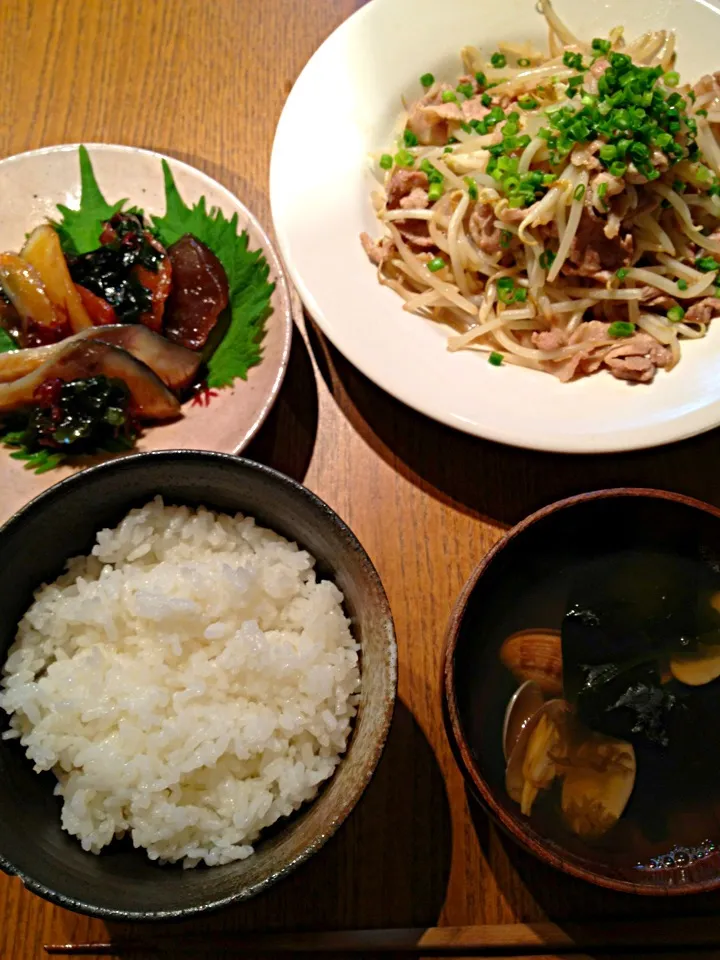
43, 916, 720, 955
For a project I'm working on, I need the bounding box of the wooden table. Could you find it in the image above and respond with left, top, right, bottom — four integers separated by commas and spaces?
4, 1, 720, 957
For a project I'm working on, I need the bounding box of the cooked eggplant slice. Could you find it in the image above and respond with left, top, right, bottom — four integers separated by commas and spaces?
0, 324, 201, 391
0, 341, 180, 420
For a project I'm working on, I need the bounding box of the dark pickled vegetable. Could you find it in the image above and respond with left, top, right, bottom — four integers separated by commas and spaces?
67, 213, 166, 325
16, 375, 136, 453
0, 340, 181, 420
163, 235, 229, 350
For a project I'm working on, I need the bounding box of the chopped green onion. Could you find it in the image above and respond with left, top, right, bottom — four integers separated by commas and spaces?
677, 278, 689, 291
697, 108, 709, 118
599, 144, 618, 162
475, 71, 488, 88
403, 128, 418, 147
608, 321, 636, 337
500, 230, 512, 249
573, 184, 586, 201
664, 71, 680, 88
394, 149, 415, 168
695, 256, 719, 272
464, 176, 479, 201
667, 305, 685, 322
488, 351, 504, 366
563, 51, 584, 70
519, 96, 538, 110
427, 256, 446, 273
616, 267, 629, 280
379, 154, 393, 170
420, 73, 435, 88
609, 161, 628, 177
496, 277, 515, 290
597, 181, 609, 208
428, 182, 444, 202
539, 250, 556, 270
696, 164, 713, 183
514, 286, 528, 302
443, 146, 454, 154
457, 82, 474, 99
518, 57, 531, 67
491, 53, 507, 68
591, 38, 612, 55
441, 90, 458, 103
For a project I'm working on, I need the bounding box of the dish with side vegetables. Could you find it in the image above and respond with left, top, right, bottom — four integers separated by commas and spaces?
0, 146, 274, 473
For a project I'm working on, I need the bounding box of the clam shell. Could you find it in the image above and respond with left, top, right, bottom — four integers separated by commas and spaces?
503, 680, 544, 761
561, 734, 636, 840
505, 698, 568, 811
500, 628, 563, 697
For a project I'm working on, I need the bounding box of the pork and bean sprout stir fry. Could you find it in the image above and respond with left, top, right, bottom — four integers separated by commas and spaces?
361, 0, 720, 383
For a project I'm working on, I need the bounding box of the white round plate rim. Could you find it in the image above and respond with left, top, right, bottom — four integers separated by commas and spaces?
270, 0, 720, 454
0, 143, 293, 523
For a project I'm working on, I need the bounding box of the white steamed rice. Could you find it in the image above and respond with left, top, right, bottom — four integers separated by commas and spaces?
0, 497, 360, 867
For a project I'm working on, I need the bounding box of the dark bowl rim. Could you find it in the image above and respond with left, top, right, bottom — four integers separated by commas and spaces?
0, 449, 398, 920
443, 486, 720, 897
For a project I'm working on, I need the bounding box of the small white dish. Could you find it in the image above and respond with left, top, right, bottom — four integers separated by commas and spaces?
271, 0, 720, 453
0, 143, 293, 524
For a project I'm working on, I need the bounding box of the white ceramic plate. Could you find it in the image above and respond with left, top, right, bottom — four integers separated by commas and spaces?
271, 0, 720, 453
0, 143, 293, 524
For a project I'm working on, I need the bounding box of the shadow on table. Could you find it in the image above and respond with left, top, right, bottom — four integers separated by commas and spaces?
304, 319, 720, 528
244, 323, 319, 483
104, 700, 451, 951
466, 788, 720, 925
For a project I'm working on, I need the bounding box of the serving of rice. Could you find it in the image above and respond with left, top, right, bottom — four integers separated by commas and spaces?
0, 498, 361, 868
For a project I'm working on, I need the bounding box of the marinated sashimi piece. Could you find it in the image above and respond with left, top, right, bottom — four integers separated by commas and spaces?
164, 235, 229, 350
21, 226, 92, 332
0, 341, 180, 419
0, 324, 201, 390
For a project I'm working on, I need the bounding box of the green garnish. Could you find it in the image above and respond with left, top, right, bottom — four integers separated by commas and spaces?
53, 146, 127, 254
616, 267, 629, 280
379, 153, 393, 170
500, 230, 513, 249
488, 351, 504, 366
664, 71, 680, 88
695, 256, 719, 272
475, 71, 488, 88
591, 38, 612, 56
574, 184, 586, 201
427, 256, 446, 272
563, 51, 584, 70
491, 53, 507, 68
608, 321, 636, 337
518, 58, 531, 68
677, 278, 689, 291
457, 82, 475, 99
519, 96, 539, 110
420, 73, 435, 88
464, 177, 479, 201
403, 128, 419, 147
481, 92, 494, 108
441, 90, 458, 103
0, 329, 16, 353
667, 306, 686, 322
539, 250, 556, 270
428, 182, 444, 202
394, 149, 415, 167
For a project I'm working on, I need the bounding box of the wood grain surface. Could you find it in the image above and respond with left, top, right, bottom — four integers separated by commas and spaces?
4, 1, 720, 958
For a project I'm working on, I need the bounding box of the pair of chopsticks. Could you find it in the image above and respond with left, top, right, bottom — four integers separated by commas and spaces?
44, 916, 720, 955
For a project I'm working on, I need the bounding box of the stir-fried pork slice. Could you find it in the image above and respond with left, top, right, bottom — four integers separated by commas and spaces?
360, 233, 395, 266
469, 203, 504, 255
604, 334, 672, 383
563, 211, 633, 277
685, 297, 720, 324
